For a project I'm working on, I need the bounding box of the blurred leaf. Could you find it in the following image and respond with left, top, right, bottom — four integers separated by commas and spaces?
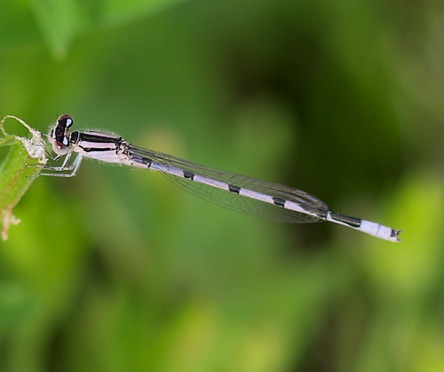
28, 0, 79, 58
26, 0, 188, 58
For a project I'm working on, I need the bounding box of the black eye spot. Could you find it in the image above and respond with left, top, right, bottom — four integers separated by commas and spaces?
57, 114, 74, 128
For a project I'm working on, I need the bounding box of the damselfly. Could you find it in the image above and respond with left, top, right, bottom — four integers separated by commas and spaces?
43, 114, 401, 242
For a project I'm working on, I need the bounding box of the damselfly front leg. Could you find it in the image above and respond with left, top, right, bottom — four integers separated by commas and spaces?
40, 152, 84, 177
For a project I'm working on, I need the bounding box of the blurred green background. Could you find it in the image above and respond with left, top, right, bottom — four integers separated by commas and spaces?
1, 0, 444, 371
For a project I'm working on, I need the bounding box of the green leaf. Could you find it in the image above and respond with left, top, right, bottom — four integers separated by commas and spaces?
0, 116, 47, 240
26, 0, 188, 58
28, 0, 79, 59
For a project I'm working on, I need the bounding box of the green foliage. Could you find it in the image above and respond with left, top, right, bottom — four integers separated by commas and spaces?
0, 0, 443, 371
0, 116, 46, 240
2, 0, 187, 58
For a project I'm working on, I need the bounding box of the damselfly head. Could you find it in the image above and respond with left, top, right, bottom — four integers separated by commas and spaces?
48, 114, 74, 155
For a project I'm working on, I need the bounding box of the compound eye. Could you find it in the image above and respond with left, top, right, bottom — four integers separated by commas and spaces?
57, 114, 74, 129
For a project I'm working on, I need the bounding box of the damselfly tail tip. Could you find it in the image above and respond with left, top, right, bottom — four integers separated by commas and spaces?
390, 229, 402, 243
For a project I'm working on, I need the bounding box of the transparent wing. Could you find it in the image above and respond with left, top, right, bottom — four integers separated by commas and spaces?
128, 145, 329, 223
